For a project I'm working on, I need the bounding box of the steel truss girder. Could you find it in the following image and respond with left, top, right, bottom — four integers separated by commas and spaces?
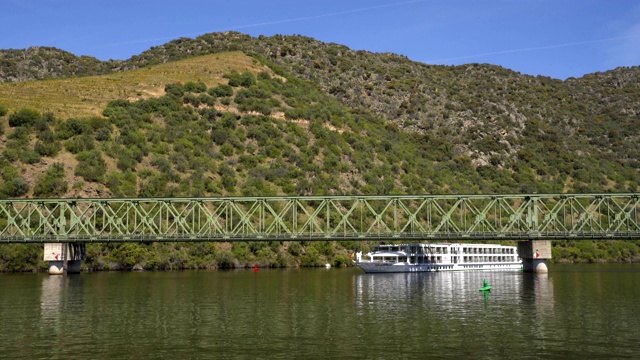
0, 194, 638, 243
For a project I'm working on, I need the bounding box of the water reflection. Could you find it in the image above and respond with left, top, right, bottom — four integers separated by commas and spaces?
354, 271, 530, 313
40, 274, 85, 335
534, 273, 554, 313
2, 266, 639, 359
40, 275, 64, 325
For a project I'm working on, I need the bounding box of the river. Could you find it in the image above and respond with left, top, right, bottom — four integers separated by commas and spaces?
1, 264, 639, 359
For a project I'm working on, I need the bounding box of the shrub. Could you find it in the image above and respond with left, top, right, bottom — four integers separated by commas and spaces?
20, 149, 41, 164
219, 164, 237, 192
64, 134, 95, 153
117, 152, 138, 172
164, 83, 184, 97
211, 128, 231, 146
0, 104, 7, 117
209, 84, 233, 97
8, 108, 40, 127
184, 81, 207, 93
7, 126, 30, 142
224, 71, 243, 87
108, 243, 148, 270
183, 93, 201, 107
75, 150, 106, 182
55, 118, 92, 140
118, 127, 148, 154
88, 116, 110, 130
239, 71, 257, 87
95, 127, 111, 141
220, 143, 234, 156
33, 163, 67, 197
199, 93, 215, 106
106, 171, 137, 198
138, 173, 169, 197
0, 244, 44, 272
0, 177, 29, 198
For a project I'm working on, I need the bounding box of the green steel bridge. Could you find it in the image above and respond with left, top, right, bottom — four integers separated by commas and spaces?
0, 193, 638, 244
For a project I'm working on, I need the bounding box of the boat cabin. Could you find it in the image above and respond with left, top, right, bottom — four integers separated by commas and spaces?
365, 243, 519, 265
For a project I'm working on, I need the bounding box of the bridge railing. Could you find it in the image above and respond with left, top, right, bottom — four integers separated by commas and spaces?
0, 194, 638, 243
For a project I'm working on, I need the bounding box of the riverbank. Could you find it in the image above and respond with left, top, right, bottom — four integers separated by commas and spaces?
1, 240, 639, 272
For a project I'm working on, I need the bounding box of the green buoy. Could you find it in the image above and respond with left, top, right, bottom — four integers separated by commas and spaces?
479, 279, 492, 291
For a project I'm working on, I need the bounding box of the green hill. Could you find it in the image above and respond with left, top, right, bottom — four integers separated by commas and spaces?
0, 32, 638, 271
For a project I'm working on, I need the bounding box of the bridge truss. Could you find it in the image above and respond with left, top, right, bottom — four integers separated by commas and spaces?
0, 194, 638, 243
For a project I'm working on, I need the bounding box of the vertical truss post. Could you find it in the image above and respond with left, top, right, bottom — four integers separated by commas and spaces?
526, 196, 539, 233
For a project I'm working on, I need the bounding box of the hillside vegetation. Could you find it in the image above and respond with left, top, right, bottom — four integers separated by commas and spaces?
0, 32, 639, 271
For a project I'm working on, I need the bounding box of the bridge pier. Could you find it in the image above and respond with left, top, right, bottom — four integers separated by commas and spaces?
66, 260, 82, 274
43, 243, 86, 275
48, 260, 64, 275
517, 240, 551, 273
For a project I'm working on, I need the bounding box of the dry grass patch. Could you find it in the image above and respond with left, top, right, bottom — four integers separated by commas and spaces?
0, 52, 268, 119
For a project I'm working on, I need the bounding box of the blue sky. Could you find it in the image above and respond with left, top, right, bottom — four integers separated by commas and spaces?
2, 0, 639, 79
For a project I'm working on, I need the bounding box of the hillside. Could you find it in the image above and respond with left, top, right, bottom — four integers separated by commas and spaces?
0, 32, 639, 271
2, 33, 639, 191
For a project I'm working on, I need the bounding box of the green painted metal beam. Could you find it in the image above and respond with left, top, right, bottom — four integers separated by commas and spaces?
0, 193, 638, 243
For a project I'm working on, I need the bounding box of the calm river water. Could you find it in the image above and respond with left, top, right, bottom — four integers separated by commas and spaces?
1, 264, 639, 359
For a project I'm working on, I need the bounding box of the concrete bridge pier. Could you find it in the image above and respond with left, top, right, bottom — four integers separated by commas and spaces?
48, 260, 64, 275
517, 240, 552, 273
44, 243, 86, 275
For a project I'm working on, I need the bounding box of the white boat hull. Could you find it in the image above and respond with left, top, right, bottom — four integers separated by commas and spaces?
357, 261, 522, 273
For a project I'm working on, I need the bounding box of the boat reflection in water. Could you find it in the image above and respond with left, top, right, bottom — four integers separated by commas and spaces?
350, 267, 563, 358
354, 270, 553, 325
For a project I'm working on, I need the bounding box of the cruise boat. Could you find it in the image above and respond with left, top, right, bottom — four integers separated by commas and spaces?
355, 243, 522, 273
